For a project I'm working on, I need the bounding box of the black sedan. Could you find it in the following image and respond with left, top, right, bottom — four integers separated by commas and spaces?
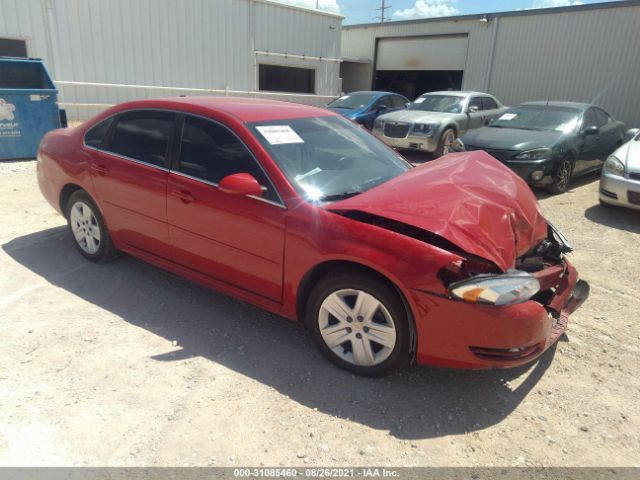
460, 101, 626, 193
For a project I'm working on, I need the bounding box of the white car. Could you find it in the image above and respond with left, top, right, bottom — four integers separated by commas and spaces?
599, 129, 640, 210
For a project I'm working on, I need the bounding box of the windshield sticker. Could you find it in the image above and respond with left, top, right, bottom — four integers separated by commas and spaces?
256, 125, 304, 145
413, 97, 426, 104
499, 113, 517, 121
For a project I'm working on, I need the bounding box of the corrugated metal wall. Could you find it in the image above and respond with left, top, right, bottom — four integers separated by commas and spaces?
341, 1, 640, 128
0, 0, 342, 120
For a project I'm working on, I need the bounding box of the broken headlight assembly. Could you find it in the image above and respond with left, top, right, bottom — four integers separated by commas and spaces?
449, 270, 540, 306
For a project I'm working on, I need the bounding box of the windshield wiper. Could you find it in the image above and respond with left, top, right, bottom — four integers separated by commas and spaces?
318, 190, 363, 202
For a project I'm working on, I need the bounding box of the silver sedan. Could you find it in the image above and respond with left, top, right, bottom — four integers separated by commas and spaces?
372, 91, 507, 157
599, 129, 640, 210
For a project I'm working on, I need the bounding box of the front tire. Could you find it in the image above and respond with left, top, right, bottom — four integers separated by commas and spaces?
434, 128, 456, 158
306, 272, 411, 376
66, 190, 118, 263
547, 156, 574, 194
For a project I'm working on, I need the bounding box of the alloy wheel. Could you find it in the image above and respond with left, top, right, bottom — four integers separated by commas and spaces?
318, 288, 397, 367
556, 160, 572, 192
441, 130, 455, 155
70, 201, 101, 254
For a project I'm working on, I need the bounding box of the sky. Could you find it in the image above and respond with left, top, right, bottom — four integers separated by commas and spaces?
273, 0, 622, 24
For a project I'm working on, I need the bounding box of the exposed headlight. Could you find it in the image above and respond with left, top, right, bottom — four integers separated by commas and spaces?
373, 118, 384, 132
515, 148, 552, 161
412, 123, 433, 136
603, 155, 625, 177
449, 270, 540, 306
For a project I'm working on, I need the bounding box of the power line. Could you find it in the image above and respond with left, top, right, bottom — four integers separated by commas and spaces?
374, 0, 392, 23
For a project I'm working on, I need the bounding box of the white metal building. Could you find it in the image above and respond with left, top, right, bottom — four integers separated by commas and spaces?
0, 0, 343, 120
341, 0, 640, 128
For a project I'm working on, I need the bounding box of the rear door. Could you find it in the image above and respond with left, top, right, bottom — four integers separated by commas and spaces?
167, 114, 286, 301
575, 108, 603, 174
595, 108, 620, 158
481, 96, 503, 123
87, 110, 175, 257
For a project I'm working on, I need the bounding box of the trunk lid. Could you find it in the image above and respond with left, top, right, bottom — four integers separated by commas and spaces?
327, 151, 548, 271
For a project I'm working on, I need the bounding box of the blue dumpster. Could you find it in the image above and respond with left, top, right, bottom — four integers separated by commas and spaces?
0, 57, 61, 160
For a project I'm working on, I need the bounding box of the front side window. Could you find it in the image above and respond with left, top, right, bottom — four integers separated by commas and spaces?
582, 109, 598, 129
468, 97, 483, 111
248, 115, 411, 202
109, 111, 176, 167
84, 117, 114, 149
595, 108, 611, 127
408, 95, 464, 113
391, 95, 408, 108
178, 116, 280, 203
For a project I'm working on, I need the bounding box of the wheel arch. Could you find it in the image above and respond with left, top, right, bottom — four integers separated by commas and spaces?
295, 259, 417, 363
59, 183, 84, 218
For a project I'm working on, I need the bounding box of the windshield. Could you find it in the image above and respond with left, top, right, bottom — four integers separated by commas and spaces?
249, 116, 411, 202
327, 93, 377, 110
408, 95, 464, 113
490, 105, 581, 133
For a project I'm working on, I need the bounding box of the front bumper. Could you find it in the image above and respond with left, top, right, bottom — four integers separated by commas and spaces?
372, 130, 439, 152
503, 158, 556, 187
599, 171, 640, 210
410, 259, 588, 369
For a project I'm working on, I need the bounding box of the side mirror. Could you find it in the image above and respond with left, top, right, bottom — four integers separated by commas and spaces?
624, 128, 639, 142
581, 125, 599, 136
219, 173, 264, 197
405, 102, 411, 108
468, 105, 479, 113
377, 104, 387, 112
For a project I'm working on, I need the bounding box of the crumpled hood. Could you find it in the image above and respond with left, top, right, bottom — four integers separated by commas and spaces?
379, 109, 453, 124
327, 151, 549, 271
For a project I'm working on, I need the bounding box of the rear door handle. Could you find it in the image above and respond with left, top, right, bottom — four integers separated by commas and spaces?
91, 163, 108, 175
170, 189, 195, 204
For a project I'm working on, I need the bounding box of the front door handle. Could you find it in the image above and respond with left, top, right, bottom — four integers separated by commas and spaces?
170, 189, 195, 204
91, 163, 108, 175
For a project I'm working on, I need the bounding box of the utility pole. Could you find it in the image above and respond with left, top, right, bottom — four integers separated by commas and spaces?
375, 0, 391, 23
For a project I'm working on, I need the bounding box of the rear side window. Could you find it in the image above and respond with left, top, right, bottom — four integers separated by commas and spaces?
178, 115, 280, 203
595, 108, 611, 127
109, 111, 176, 167
84, 118, 113, 149
482, 97, 498, 110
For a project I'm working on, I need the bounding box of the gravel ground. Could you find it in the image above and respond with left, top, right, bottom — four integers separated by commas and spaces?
0, 159, 638, 467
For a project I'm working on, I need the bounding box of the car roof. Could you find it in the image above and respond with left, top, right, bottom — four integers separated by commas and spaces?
112, 96, 337, 123
419, 91, 493, 98
520, 101, 592, 111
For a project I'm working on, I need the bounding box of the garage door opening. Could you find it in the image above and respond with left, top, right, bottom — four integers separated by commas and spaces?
373, 70, 463, 100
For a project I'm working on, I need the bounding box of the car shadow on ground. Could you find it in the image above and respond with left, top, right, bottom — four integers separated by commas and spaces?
534, 171, 601, 201
585, 203, 640, 234
2, 226, 556, 440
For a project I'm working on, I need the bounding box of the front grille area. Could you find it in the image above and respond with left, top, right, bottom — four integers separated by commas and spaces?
462, 145, 512, 162
383, 122, 411, 138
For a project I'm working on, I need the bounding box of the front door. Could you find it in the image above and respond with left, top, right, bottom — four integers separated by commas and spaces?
465, 96, 485, 131
575, 108, 604, 174
167, 114, 286, 302
87, 110, 175, 257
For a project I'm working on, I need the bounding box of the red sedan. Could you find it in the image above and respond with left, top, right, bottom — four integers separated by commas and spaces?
37, 97, 589, 376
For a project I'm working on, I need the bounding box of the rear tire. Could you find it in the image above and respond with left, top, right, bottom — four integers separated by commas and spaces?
434, 128, 456, 158
547, 156, 574, 194
306, 272, 411, 377
65, 190, 118, 263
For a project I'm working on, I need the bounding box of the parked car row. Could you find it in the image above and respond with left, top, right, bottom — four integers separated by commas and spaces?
330, 90, 633, 195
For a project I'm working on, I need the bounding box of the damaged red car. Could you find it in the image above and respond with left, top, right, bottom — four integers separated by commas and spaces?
37, 97, 589, 376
